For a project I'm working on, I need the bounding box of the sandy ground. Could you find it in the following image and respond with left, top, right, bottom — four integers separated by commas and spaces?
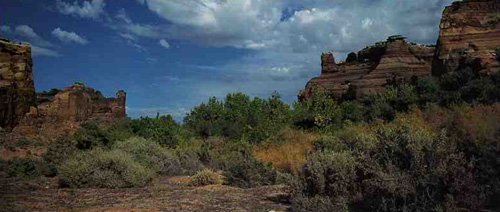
0, 175, 291, 212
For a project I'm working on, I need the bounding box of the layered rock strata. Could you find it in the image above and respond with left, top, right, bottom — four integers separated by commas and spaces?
299, 36, 435, 100
434, 0, 500, 74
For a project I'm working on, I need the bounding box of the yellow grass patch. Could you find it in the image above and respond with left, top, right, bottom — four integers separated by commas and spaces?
253, 129, 318, 175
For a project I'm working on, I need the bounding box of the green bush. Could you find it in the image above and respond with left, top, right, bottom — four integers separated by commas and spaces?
16, 138, 33, 147
292, 86, 342, 132
210, 142, 276, 188
184, 92, 290, 143
105, 119, 134, 143
291, 151, 357, 211
73, 120, 111, 149
130, 115, 181, 148
42, 135, 77, 177
188, 169, 223, 186
290, 111, 497, 211
114, 137, 182, 175
58, 149, 153, 188
176, 148, 204, 175
3, 157, 41, 178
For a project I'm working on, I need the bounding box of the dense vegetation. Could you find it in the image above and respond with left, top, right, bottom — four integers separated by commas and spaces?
1, 54, 499, 211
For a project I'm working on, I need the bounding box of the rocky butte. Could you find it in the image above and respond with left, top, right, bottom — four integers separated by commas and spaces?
0, 37, 127, 139
299, 36, 435, 100
299, 0, 500, 101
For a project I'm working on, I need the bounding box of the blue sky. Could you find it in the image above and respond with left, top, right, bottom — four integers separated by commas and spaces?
0, 0, 455, 120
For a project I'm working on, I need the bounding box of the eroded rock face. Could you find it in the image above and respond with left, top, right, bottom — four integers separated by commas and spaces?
0, 37, 127, 139
0, 38, 35, 130
13, 83, 127, 137
299, 37, 434, 101
434, 0, 500, 74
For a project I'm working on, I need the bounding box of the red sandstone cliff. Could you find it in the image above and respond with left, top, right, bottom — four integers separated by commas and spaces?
13, 83, 127, 138
299, 36, 435, 101
434, 0, 500, 74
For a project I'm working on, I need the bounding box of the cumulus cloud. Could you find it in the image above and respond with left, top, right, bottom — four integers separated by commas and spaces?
51, 28, 89, 45
135, 0, 453, 52
158, 39, 170, 49
32, 45, 61, 57
14, 25, 54, 47
56, 0, 105, 20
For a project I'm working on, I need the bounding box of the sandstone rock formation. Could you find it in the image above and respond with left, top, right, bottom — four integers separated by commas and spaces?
434, 0, 500, 74
299, 36, 435, 101
13, 83, 127, 137
0, 36, 127, 139
0, 38, 36, 130
300, 0, 500, 101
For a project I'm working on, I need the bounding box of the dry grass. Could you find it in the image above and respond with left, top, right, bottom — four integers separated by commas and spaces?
188, 169, 224, 186
253, 129, 318, 175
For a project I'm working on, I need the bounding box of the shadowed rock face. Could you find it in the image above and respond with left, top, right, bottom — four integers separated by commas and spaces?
0, 38, 35, 130
434, 0, 500, 74
298, 37, 434, 101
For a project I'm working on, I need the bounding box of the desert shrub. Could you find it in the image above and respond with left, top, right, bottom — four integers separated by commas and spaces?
105, 119, 134, 143
184, 92, 290, 143
211, 142, 276, 188
363, 83, 417, 122
58, 149, 153, 188
340, 101, 364, 123
130, 115, 181, 148
188, 169, 223, 186
3, 157, 40, 178
175, 148, 204, 175
291, 151, 357, 211
113, 137, 182, 176
0, 128, 5, 146
291, 106, 500, 211
42, 135, 77, 177
292, 86, 342, 132
73, 120, 111, 149
16, 138, 33, 147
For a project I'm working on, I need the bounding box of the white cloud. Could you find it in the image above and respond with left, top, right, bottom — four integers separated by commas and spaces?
125, 24, 162, 38
158, 39, 170, 49
14, 25, 54, 47
362, 18, 374, 30
145, 57, 157, 64
118, 33, 136, 41
56, 0, 105, 20
0, 25, 12, 34
138, 0, 283, 49
51, 28, 89, 45
126, 39, 147, 52
135, 0, 454, 52
116, 8, 132, 24
32, 46, 61, 57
